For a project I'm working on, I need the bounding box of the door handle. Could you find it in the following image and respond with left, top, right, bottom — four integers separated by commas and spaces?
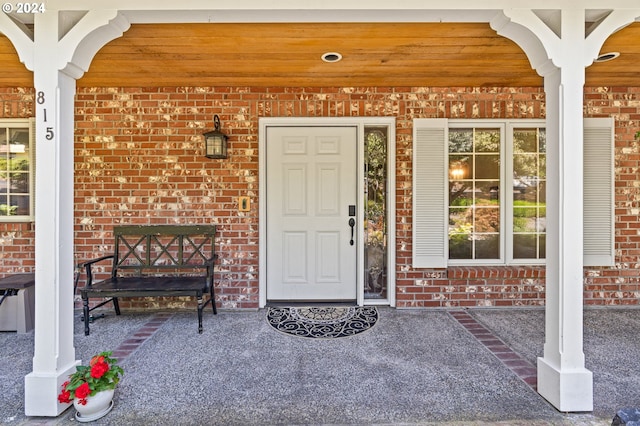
348, 218, 355, 246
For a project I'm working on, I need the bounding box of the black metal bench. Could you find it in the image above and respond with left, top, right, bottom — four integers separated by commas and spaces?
80, 225, 217, 335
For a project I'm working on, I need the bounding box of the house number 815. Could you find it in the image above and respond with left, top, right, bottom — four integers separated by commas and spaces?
37, 91, 54, 140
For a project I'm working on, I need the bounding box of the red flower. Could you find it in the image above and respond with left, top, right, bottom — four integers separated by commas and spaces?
57, 389, 71, 404
91, 361, 109, 379
75, 382, 91, 399
57, 381, 72, 404
90, 355, 104, 366
55, 351, 123, 405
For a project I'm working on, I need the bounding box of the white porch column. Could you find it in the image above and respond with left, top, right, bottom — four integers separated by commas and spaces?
492, 7, 638, 412
23, 73, 79, 417
537, 49, 593, 414
24, 11, 79, 417
23, 9, 130, 417
536, 9, 639, 411
492, 8, 594, 412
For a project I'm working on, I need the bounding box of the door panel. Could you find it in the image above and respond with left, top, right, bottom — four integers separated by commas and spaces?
283, 165, 306, 215
283, 232, 307, 282
316, 164, 341, 215
316, 231, 340, 282
267, 126, 357, 301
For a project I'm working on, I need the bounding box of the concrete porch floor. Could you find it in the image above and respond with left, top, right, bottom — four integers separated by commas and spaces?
2, 307, 639, 425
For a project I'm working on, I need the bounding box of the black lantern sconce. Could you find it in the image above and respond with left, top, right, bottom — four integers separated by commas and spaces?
203, 115, 228, 159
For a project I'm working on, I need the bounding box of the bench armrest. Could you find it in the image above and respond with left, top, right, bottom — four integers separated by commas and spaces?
80, 255, 115, 287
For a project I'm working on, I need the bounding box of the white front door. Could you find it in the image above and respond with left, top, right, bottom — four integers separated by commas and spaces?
266, 126, 358, 301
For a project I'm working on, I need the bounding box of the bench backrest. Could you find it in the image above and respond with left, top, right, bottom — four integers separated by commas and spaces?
112, 225, 216, 277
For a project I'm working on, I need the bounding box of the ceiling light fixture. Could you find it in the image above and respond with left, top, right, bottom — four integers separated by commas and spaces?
595, 52, 620, 62
321, 52, 342, 63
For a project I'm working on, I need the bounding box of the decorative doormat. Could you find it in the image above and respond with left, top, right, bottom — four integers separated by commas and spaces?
266, 306, 378, 339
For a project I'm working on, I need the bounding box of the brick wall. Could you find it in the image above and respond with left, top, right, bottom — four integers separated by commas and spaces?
396, 87, 547, 307
1, 86, 639, 309
585, 86, 640, 306
74, 87, 260, 309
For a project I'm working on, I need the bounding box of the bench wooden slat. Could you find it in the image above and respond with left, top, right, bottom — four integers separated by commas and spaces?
86, 277, 207, 294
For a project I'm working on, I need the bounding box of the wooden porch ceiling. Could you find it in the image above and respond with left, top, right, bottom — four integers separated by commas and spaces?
2, 22, 639, 88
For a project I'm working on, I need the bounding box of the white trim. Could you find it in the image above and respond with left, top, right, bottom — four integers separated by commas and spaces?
41, 1, 640, 14
0, 118, 35, 222
451, 119, 547, 266
0, 13, 33, 71
29, 117, 36, 221
447, 120, 507, 265
416, 118, 613, 267
505, 120, 547, 265
259, 121, 267, 308
259, 117, 396, 308
385, 121, 397, 307
58, 11, 131, 79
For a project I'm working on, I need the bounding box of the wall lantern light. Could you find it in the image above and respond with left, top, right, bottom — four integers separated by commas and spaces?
203, 115, 228, 159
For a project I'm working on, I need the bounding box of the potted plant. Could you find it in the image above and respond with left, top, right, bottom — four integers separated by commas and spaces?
57, 351, 124, 422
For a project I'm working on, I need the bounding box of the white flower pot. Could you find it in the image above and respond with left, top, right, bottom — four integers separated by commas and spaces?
74, 389, 115, 423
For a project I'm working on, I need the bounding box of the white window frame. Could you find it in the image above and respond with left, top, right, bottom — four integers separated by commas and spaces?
0, 118, 35, 222
505, 120, 547, 265
413, 117, 614, 268
447, 119, 547, 266
447, 120, 507, 265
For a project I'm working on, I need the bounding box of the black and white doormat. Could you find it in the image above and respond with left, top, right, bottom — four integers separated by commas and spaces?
266, 306, 378, 339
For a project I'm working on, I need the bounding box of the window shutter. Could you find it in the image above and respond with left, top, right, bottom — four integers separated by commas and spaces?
583, 117, 614, 266
412, 119, 448, 268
